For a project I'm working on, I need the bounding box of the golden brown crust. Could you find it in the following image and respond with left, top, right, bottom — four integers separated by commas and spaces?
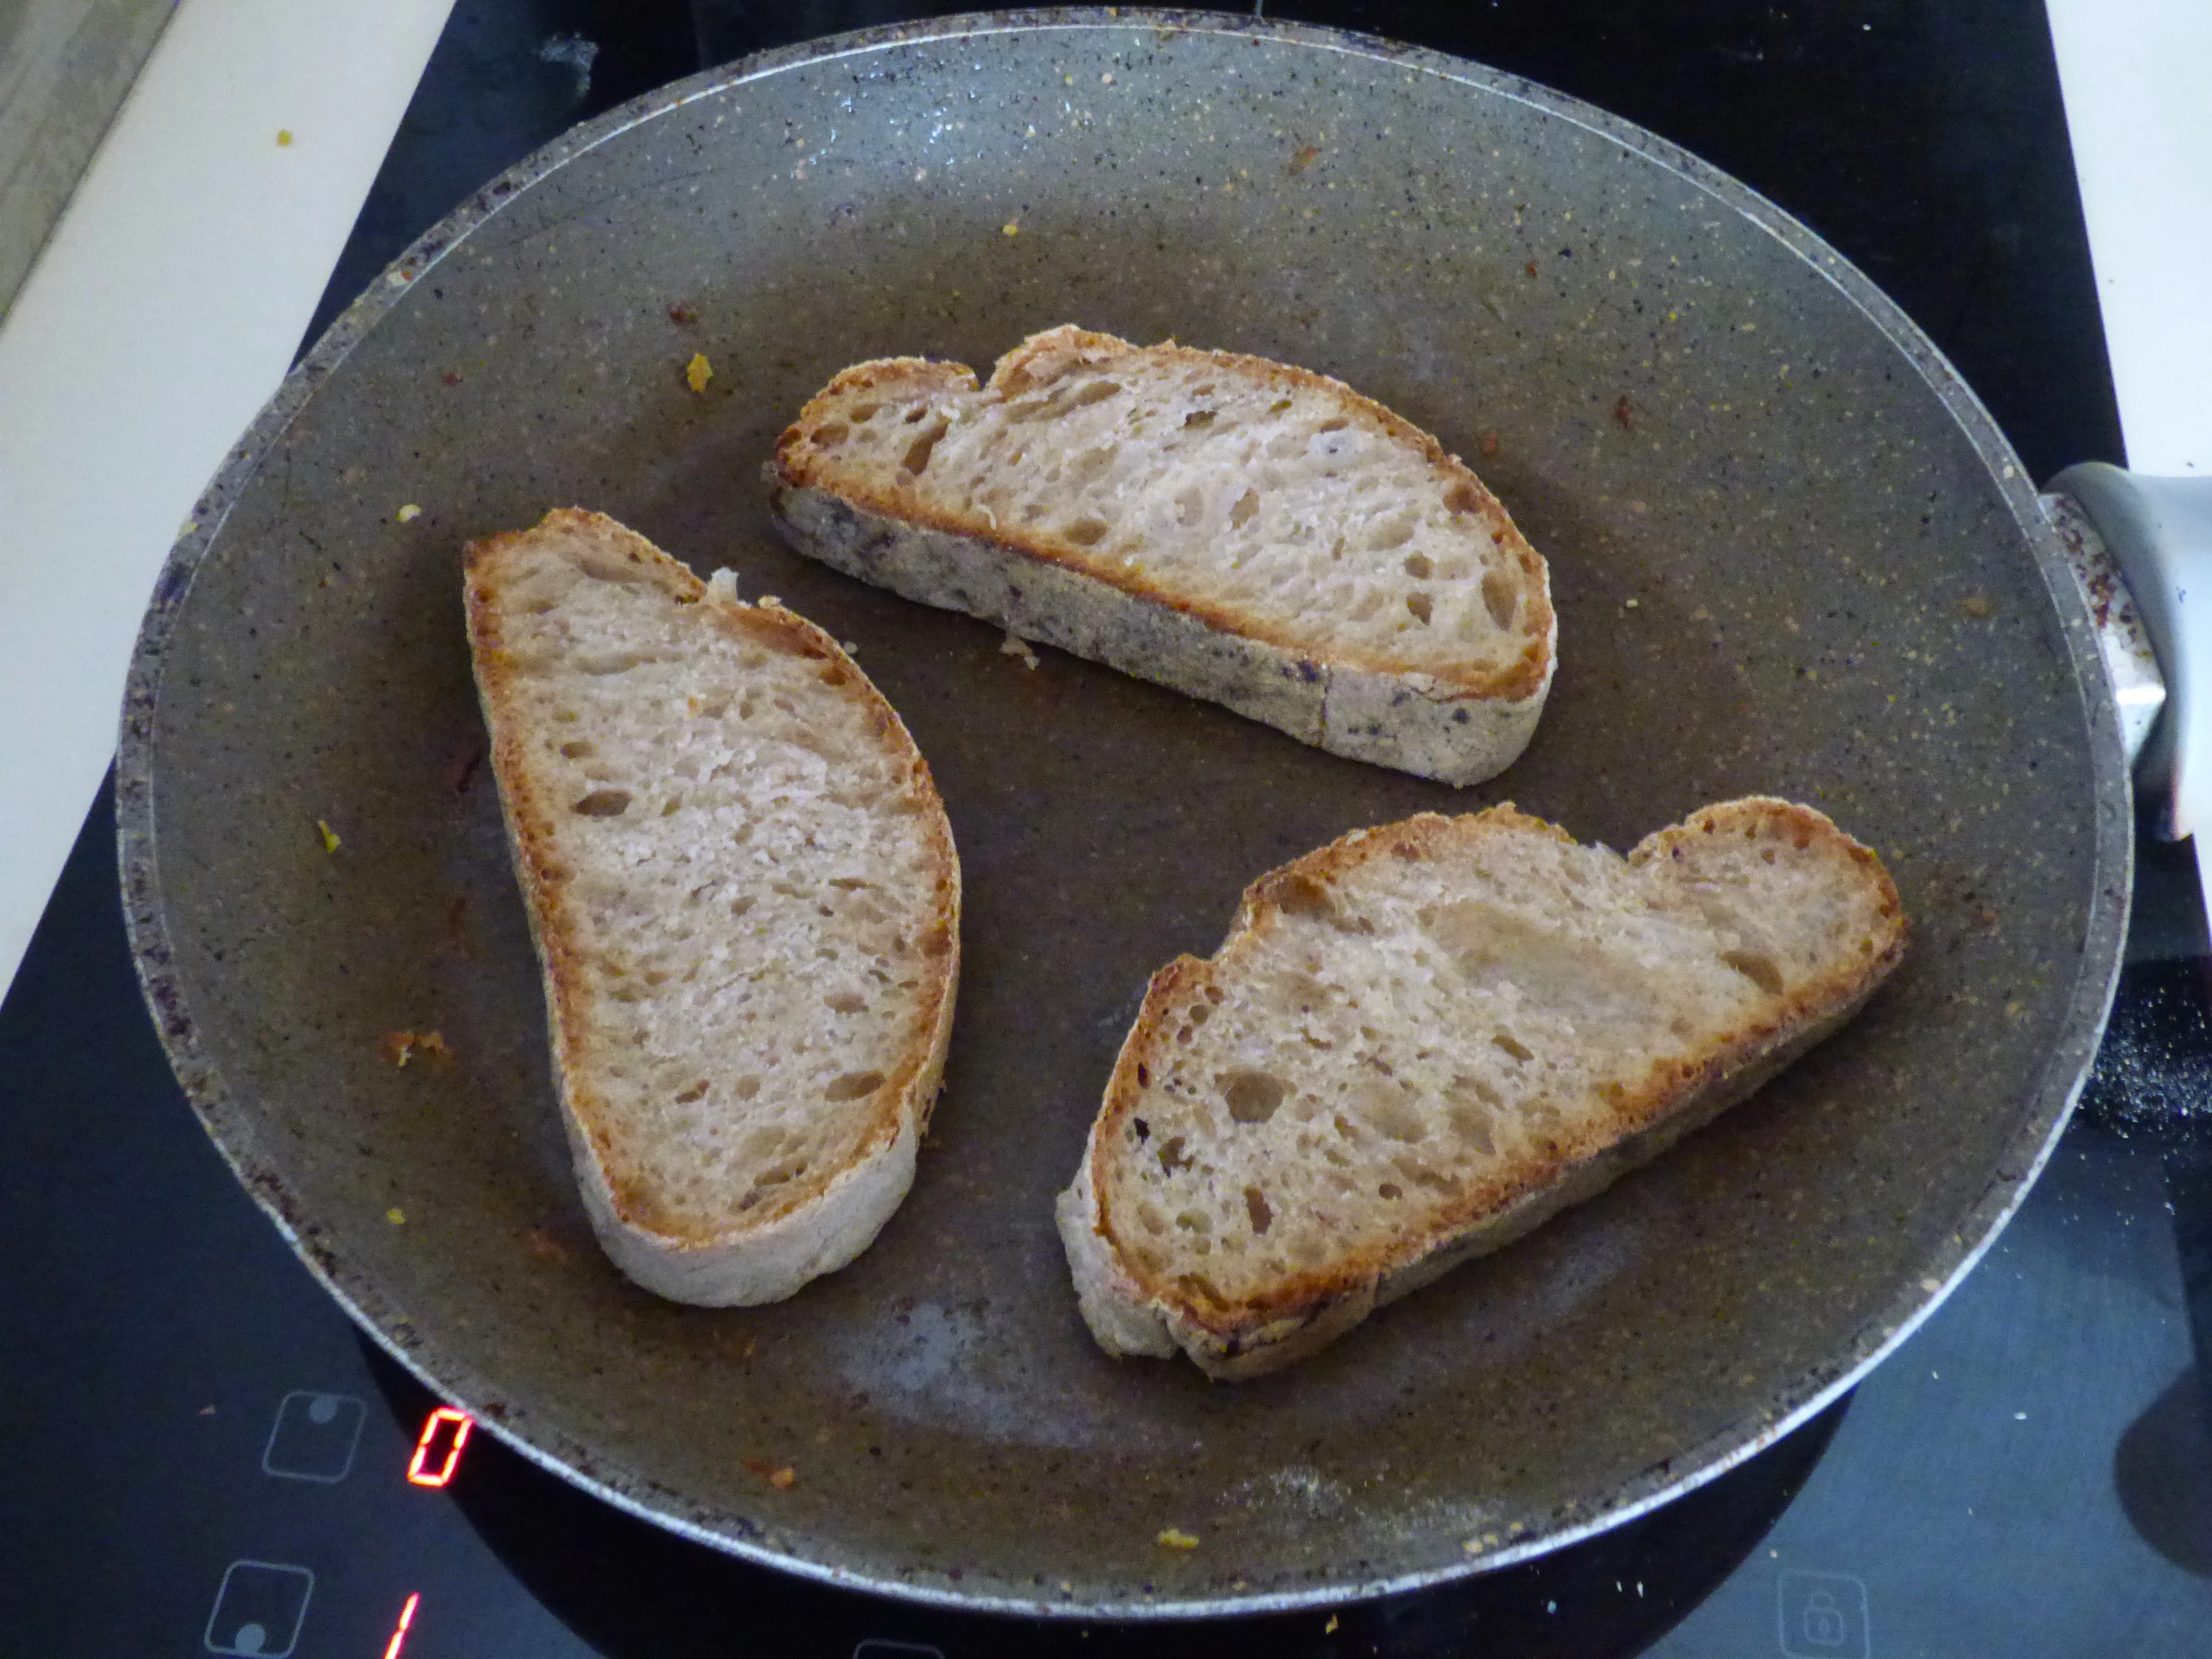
771, 327, 1553, 703
1086, 798, 1907, 1357
462, 508, 961, 1249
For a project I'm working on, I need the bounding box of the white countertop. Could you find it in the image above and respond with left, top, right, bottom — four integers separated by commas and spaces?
0, 0, 453, 996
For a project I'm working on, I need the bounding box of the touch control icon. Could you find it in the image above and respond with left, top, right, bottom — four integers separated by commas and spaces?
1777, 1569, 1869, 1659
204, 1561, 314, 1657
262, 1391, 365, 1483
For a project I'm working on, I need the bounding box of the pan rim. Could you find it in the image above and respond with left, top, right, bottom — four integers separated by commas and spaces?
113, 4, 2132, 1620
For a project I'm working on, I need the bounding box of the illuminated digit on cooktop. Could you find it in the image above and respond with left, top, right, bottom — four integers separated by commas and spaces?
406, 1407, 474, 1488
380, 1592, 421, 1659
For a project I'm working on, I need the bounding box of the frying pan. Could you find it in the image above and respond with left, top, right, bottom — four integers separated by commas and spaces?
117, 9, 2128, 1618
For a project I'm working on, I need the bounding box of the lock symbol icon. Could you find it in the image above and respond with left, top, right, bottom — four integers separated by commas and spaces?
1801, 1588, 1849, 1647
1779, 1570, 1866, 1659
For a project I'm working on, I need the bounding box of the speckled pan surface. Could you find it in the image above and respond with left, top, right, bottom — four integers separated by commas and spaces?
118, 8, 2128, 1618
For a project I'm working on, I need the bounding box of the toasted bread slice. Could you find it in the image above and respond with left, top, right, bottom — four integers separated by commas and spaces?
769, 326, 1554, 786
1056, 799, 1905, 1378
464, 509, 960, 1305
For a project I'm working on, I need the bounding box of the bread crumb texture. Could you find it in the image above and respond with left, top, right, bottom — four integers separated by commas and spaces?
1079, 798, 1904, 1371
465, 510, 957, 1247
775, 327, 1551, 697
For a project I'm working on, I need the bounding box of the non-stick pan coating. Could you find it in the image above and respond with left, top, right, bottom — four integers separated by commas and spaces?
119, 10, 2127, 1616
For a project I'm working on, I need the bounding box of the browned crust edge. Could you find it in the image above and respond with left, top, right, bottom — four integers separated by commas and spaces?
770, 327, 1554, 703
462, 507, 962, 1250
1085, 797, 1907, 1362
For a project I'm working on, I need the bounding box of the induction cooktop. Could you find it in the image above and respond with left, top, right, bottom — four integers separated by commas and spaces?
4, 4, 2209, 1656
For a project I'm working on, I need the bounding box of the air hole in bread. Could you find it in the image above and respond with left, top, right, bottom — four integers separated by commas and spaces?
729, 895, 756, 918
733, 1075, 761, 1099
1190, 1003, 1213, 1026
851, 401, 882, 421
1182, 409, 1216, 430
1481, 569, 1519, 629
1721, 948, 1786, 996
1223, 1070, 1287, 1124
1070, 443, 1120, 482
673, 1081, 709, 1104
902, 421, 949, 476
577, 650, 652, 676
1271, 873, 1334, 920
1406, 593, 1434, 625
1369, 517, 1416, 551
1066, 516, 1111, 547
661, 797, 681, 816
1316, 417, 1349, 434
1244, 1186, 1274, 1234
1445, 481, 1482, 515
825, 991, 868, 1014
1158, 1135, 1192, 1173
1364, 1094, 1427, 1143
814, 421, 850, 446
1174, 487, 1206, 527
1378, 1182, 1402, 1200
1269, 397, 1293, 413
823, 1070, 884, 1101
573, 788, 633, 817
1403, 553, 1434, 580
1229, 488, 1261, 529
1446, 1099, 1498, 1155
1067, 379, 1122, 409
559, 740, 595, 758
1492, 1031, 1534, 1063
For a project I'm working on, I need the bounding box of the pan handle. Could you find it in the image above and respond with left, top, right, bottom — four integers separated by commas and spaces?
2042, 479, 2171, 777
2047, 466, 2212, 970
2047, 466, 2212, 830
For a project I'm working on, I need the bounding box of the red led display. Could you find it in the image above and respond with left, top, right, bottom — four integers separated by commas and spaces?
381, 1592, 421, 1659
406, 1407, 474, 1488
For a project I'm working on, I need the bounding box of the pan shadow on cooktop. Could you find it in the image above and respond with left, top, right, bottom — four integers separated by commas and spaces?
2114, 1368, 2212, 1581
361, 1334, 1846, 1658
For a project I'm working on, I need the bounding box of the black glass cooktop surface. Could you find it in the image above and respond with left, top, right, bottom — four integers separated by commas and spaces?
5, 4, 2209, 1656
